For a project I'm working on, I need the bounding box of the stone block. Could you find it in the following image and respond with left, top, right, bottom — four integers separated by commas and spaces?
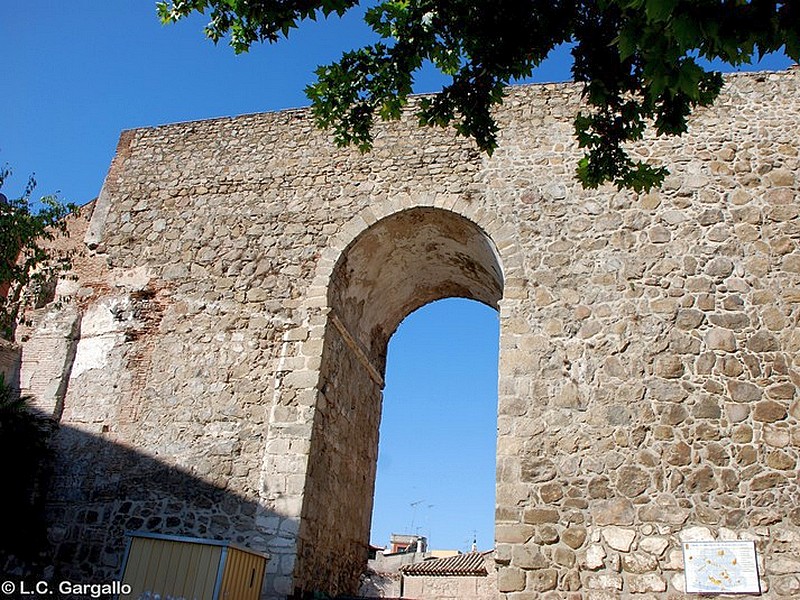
584, 544, 607, 570
523, 508, 560, 524
537, 524, 559, 544
686, 465, 717, 493
753, 400, 788, 422
654, 355, 684, 378
767, 383, 796, 400
747, 330, 779, 352
647, 379, 688, 402
693, 396, 722, 419
772, 574, 800, 597
539, 482, 564, 503
584, 572, 623, 591
639, 504, 690, 526
768, 556, 800, 575
496, 524, 535, 544
767, 451, 797, 471
592, 498, 635, 526
529, 568, 559, 591
554, 545, 576, 567
627, 572, 667, 593
639, 536, 670, 557
679, 526, 714, 542
601, 526, 636, 552
622, 551, 658, 574
751, 472, 787, 491
520, 457, 557, 483
676, 308, 704, 329
498, 567, 526, 592
615, 465, 650, 497
512, 545, 549, 569
562, 526, 587, 550
705, 257, 734, 278
706, 328, 737, 351
728, 380, 762, 402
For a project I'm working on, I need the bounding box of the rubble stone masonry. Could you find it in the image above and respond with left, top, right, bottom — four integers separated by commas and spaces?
13, 68, 800, 599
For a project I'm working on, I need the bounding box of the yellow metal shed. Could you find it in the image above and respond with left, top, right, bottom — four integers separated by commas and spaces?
119, 532, 268, 600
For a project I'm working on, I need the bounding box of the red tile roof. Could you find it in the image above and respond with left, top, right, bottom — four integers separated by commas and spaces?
400, 552, 490, 577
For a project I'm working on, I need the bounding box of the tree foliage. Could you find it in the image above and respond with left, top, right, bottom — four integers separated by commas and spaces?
0, 166, 77, 340
158, 0, 799, 191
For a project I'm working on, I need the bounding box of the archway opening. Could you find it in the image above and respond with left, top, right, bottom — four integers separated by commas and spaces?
295, 207, 503, 597
370, 297, 499, 554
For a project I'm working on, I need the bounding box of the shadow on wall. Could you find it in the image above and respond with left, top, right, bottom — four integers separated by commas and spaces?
1, 369, 52, 572
1, 412, 280, 597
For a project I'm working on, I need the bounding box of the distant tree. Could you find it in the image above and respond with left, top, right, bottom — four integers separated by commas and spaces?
0, 165, 76, 340
158, 0, 798, 191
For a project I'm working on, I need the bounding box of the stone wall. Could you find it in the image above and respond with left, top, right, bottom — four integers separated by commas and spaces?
403, 573, 498, 600
403, 567, 498, 600
294, 317, 383, 595
488, 69, 800, 600
19, 68, 800, 599
0, 339, 20, 386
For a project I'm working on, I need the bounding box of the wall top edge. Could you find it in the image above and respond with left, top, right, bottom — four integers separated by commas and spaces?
120, 66, 799, 137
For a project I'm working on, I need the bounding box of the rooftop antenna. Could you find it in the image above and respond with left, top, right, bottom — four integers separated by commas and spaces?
425, 504, 434, 541
409, 499, 424, 533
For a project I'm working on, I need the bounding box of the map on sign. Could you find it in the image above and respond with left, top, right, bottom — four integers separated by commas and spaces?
683, 540, 760, 594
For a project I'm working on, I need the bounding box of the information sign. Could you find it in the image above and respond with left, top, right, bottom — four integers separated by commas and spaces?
683, 540, 760, 594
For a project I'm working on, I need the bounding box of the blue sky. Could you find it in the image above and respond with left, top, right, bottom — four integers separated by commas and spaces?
374, 298, 499, 552
2, 2, 794, 553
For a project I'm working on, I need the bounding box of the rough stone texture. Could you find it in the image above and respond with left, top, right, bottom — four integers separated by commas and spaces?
14, 69, 800, 599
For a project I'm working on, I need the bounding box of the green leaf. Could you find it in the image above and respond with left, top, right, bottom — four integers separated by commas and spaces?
645, 0, 677, 23
615, 28, 639, 61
